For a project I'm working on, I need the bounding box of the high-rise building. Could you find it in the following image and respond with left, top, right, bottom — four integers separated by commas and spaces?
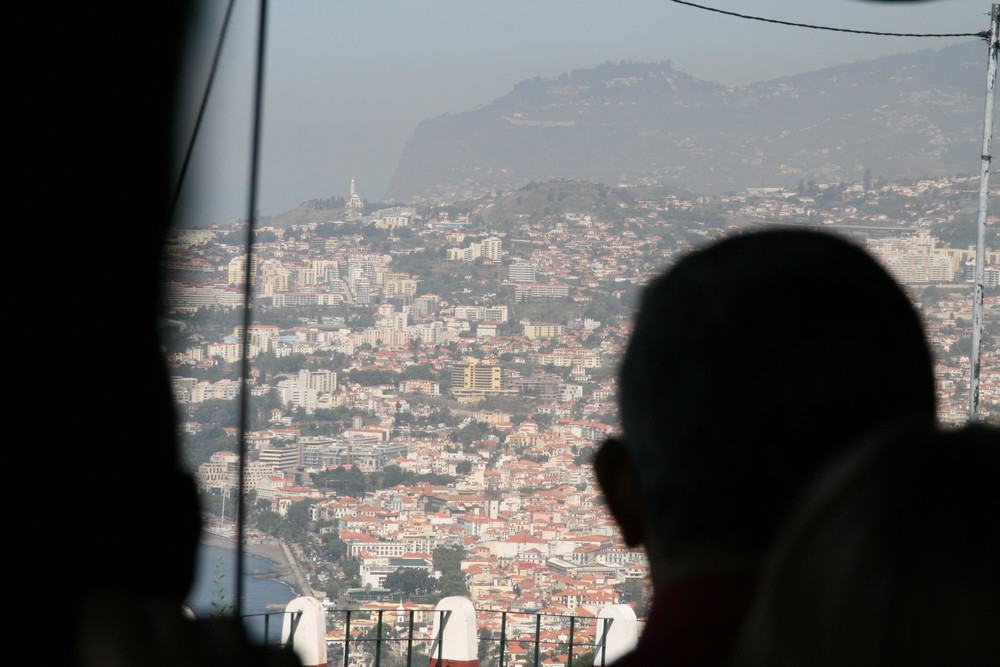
228, 255, 259, 286
299, 368, 338, 394
482, 236, 502, 261
354, 278, 371, 305
450, 359, 517, 403
508, 262, 537, 283
448, 236, 502, 262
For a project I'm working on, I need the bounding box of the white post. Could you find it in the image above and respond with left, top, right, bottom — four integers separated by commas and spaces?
594, 604, 638, 666
429, 596, 479, 667
281, 596, 327, 667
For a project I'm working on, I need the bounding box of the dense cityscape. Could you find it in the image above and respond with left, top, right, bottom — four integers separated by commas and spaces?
162, 173, 998, 661
23, 3, 1000, 665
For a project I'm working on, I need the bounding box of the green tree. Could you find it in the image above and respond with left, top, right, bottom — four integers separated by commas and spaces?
438, 570, 469, 597
530, 413, 553, 428
189, 398, 239, 428
382, 568, 436, 597
312, 406, 368, 422
452, 421, 500, 446
314, 466, 368, 496
401, 364, 435, 380
255, 510, 283, 534
375, 464, 409, 489
432, 546, 465, 574
341, 559, 360, 583
286, 499, 313, 532
183, 426, 236, 468
478, 627, 499, 667
322, 533, 348, 561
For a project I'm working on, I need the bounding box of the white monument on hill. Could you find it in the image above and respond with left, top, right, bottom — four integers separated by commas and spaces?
347, 178, 363, 210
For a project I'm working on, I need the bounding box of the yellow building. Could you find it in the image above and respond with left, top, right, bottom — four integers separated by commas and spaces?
450, 359, 517, 403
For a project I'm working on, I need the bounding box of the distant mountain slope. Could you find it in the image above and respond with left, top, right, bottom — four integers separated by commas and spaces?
386, 42, 990, 202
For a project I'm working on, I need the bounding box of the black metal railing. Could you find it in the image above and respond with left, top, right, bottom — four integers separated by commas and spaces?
476, 609, 612, 667
242, 609, 303, 649
325, 608, 449, 667
324, 608, 611, 667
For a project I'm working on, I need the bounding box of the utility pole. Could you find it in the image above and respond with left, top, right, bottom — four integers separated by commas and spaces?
969, 3, 1000, 421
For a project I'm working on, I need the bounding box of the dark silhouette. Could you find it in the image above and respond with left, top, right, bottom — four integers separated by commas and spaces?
11, 5, 299, 665
595, 230, 937, 666
735, 424, 1000, 667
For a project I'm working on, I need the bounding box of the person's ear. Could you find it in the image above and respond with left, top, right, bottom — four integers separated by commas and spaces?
594, 437, 646, 548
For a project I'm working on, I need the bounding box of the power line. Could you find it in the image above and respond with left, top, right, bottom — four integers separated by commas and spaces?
235, 0, 269, 618
670, 0, 989, 39
171, 0, 236, 220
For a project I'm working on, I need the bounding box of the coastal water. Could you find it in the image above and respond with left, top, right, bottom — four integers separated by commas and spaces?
186, 541, 297, 644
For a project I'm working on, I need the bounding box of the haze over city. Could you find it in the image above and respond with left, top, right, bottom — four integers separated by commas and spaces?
174, 0, 987, 227
23, 3, 998, 664
157, 4, 1000, 662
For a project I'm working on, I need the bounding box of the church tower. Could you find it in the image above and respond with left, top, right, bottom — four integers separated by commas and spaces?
485, 469, 501, 519
347, 178, 363, 210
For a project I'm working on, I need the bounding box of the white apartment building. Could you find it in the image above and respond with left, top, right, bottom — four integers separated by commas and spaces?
508, 262, 537, 283
447, 236, 502, 262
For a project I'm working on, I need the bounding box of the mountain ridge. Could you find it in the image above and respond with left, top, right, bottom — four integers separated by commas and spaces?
385, 42, 990, 203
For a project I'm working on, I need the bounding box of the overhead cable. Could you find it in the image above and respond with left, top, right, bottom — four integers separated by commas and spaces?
171, 0, 237, 219
235, 0, 270, 617
670, 0, 989, 39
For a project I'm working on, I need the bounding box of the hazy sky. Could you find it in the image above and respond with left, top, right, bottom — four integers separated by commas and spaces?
173, 0, 990, 227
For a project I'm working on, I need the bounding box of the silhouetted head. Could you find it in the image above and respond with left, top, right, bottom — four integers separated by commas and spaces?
736, 423, 1000, 667
610, 229, 935, 560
